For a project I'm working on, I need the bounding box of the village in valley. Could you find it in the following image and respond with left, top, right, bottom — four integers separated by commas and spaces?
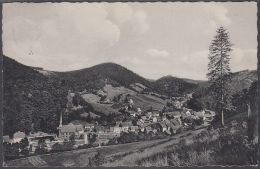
3, 84, 215, 158
3, 2, 258, 167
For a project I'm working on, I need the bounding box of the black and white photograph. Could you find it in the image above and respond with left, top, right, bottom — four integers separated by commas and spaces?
2, 1, 259, 167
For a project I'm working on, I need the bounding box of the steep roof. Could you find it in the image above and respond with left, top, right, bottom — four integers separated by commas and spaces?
75, 125, 84, 131
28, 131, 54, 138
60, 124, 83, 133
170, 119, 180, 126
160, 122, 167, 128
60, 125, 76, 133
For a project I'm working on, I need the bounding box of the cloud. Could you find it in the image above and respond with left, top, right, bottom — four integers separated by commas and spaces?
179, 48, 257, 80
108, 3, 149, 35
146, 49, 169, 58
107, 3, 133, 25
231, 48, 257, 71
204, 3, 231, 25
132, 10, 150, 34
3, 3, 150, 71
206, 3, 231, 36
3, 3, 122, 70
179, 50, 209, 79
191, 3, 232, 36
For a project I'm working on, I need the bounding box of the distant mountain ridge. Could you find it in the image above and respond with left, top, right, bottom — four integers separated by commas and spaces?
35, 62, 203, 96
27, 57, 257, 97
8, 55, 257, 97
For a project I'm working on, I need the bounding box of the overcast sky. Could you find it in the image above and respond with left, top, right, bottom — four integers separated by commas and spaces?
3, 2, 257, 80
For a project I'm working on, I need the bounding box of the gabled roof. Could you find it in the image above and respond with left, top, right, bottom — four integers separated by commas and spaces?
121, 121, 133, 127
170, 119, 180, 126
28, 131, 54, 138
60, 124, 76, 133
160, 122, 167, 128
75, 125, 84, 131
60, 124, 83, 133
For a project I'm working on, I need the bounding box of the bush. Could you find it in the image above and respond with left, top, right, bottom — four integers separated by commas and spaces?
51, 142, 74, 152
78, 144, 92, 149
89, 152, 105, 166
3, 143, 20, 160
186, 97, 203, 111
34, 146, 47, 155
20, 149, 30, 156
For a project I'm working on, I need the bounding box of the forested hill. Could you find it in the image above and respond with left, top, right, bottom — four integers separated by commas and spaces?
55, 62, 152, 91
152, 75, 200, 97
3, 55, 257, 136
3, 56, 68, 136
37, 62, 202, 96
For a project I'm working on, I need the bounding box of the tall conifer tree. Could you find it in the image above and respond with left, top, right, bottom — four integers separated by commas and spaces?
207, 26, 233, 126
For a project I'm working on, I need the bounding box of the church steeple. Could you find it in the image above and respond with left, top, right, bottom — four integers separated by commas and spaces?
58, 112, 63, 138
59, 112, 63, 127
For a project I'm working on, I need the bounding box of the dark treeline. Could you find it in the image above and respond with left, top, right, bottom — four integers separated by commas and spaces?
3, 56, 69, 136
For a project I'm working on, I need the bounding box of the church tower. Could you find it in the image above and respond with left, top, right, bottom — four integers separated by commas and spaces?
57, 112, 63, 137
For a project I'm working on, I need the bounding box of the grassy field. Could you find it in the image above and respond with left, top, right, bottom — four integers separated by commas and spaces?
6, 137, 170, 167
130, 94, 167, 111
102, 128, 207, 166
81, 86, 167, 115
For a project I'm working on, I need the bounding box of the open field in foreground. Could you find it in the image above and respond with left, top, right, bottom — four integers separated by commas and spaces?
6, 127, 207, 167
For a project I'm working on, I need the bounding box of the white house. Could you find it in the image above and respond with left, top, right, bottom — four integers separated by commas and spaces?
129, 99, 134, 105
12, 131, 26, 143
137, 108, 142, 114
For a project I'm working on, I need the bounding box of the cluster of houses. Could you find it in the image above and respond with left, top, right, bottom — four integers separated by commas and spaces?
3, 95, 215, 156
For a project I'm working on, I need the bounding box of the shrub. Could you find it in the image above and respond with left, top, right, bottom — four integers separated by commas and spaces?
186, 97, 203, 111
51, 142, 73, 152
89, 152, 105, 166
34, 146, 47, 155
